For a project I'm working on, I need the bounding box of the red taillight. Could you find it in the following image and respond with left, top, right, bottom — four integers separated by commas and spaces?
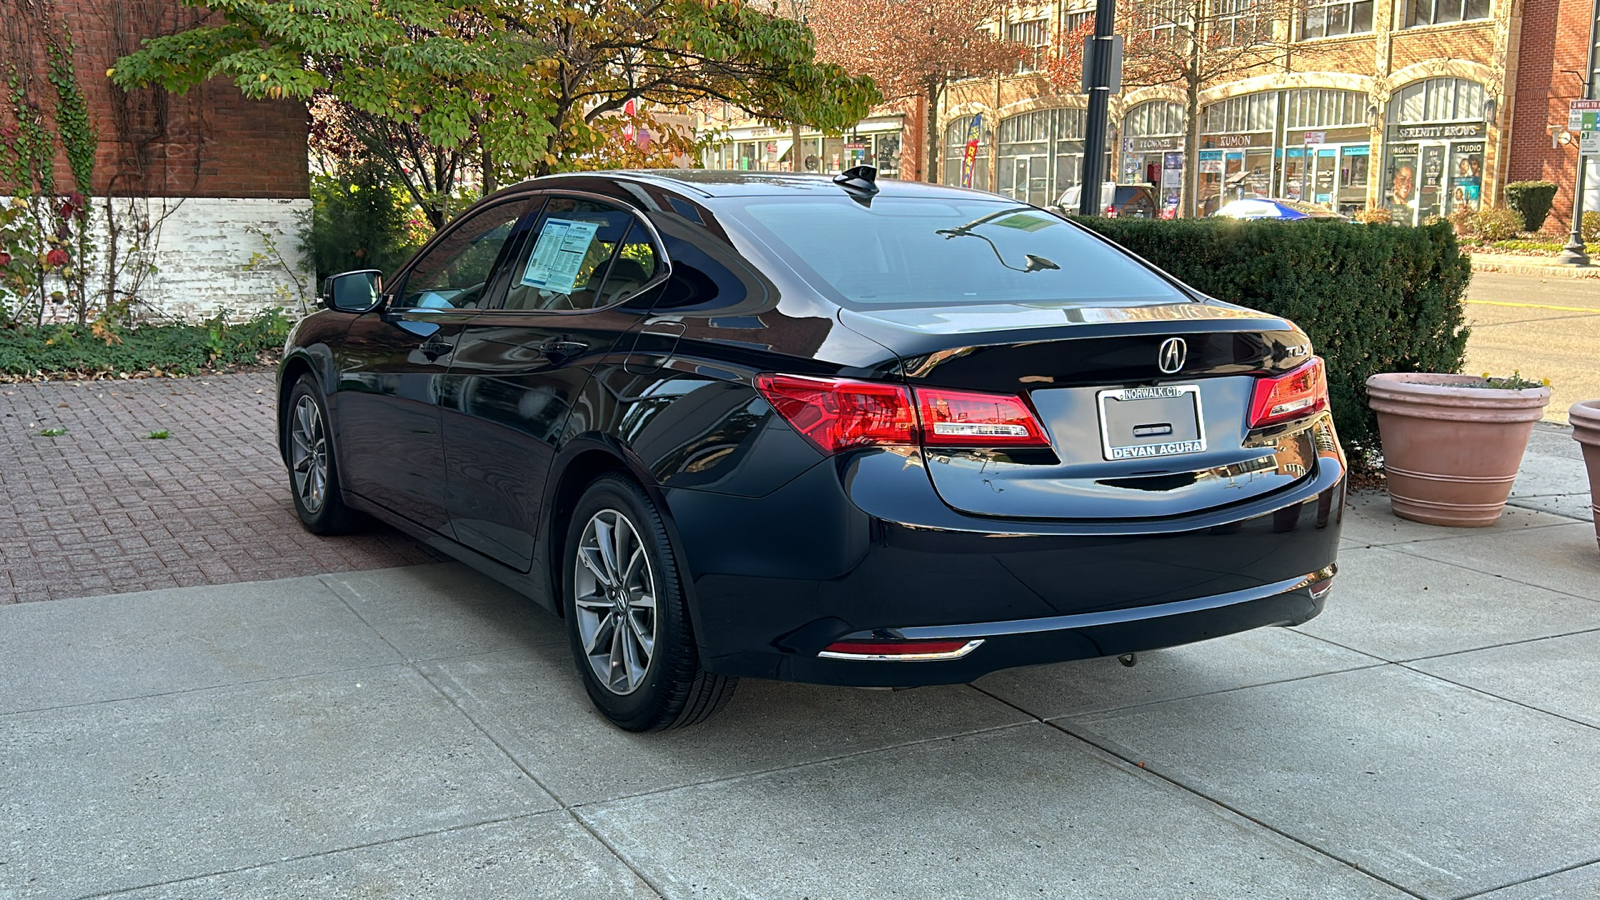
819, 638, 983, 660
915, 387, 1051, 449
757, 375, 1052, 455
1249, 357, 1328, 428
756, 374, 917, 453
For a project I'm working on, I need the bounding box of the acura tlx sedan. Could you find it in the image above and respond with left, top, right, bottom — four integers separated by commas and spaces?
278, 167, 1344, 732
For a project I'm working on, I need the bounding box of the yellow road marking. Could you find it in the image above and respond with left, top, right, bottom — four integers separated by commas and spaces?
1465, 299, 1600, 313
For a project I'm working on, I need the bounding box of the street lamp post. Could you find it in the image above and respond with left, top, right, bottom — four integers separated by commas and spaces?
1558, 1, 1600, 266
1077, 0, 1121, 216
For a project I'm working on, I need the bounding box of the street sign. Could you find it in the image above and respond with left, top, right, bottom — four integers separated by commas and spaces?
1303, 131, 1326, 145
1583, 130, 1600, 155
1568, 99, 1600, 132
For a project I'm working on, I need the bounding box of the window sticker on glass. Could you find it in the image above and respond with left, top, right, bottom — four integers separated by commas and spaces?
521, 218, 602, 294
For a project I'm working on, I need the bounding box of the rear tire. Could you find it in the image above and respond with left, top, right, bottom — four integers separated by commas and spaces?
285, 375, 363, 535
563, 475, 736, 731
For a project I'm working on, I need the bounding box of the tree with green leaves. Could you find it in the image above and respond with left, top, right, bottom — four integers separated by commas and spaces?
112, 0, 879, 227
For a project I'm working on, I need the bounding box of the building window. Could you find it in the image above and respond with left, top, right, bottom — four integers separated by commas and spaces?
1286, 89, 1368, 128
1141, 0, 1188, 43
1302, 0, 1373, 37
1392, 78, 1486, 123
1063, 9, 1092, 35
1213, 0, 1267, 47
1008, 19, 1049, 73
998, 108, 1089, 206
1202, 92, 1276, 134
1407, 0, 1489, 26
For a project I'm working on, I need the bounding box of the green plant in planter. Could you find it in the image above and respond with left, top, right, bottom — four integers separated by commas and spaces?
1504, 181, 1557, 233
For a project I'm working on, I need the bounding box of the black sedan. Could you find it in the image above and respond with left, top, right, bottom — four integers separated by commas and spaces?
279, 167, 1343, 732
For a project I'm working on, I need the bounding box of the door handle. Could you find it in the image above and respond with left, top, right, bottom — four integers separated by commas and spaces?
539, 337, 587, 358
420, 338, 452, 360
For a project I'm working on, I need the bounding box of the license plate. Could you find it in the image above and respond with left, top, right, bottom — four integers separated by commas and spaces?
1097, 385, 1207, 461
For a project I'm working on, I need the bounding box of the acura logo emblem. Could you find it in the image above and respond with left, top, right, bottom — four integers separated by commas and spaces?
1158, 337, 1187, 374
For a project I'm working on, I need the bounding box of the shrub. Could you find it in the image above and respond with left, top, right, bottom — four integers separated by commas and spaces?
1469, 206, 1523, 242
1352, 206, 1391, 225
1583, 210, 1600, 244
1077, 217, 1470, 461
0, 308, 292, 377
1446, 206, 1474, 238
1504, 181, 1557, 232
304, 163, 421, 283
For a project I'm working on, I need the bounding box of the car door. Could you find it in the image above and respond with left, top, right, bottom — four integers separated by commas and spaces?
334, 196, 534, 534
440, 194, 667, 571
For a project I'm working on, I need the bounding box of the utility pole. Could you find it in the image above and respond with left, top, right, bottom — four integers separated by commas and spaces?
1077, 0, 1122, 216
1558, 0, 1600, 266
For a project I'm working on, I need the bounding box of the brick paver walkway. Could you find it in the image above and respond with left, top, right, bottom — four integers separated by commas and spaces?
0, 373, 439, 604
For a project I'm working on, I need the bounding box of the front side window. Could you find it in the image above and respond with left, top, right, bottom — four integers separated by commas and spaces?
1408, 0, 1489, 26
501, 198, 657, 312
399, 201, 526, 310
730, 198, 1188, 308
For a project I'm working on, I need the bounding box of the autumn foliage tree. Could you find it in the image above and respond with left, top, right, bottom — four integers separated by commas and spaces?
113, 0, 879, 225
1046, 0, 1300, 216
811, 0, 1021, 182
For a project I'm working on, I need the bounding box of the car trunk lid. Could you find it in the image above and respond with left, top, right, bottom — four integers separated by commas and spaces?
838, 300, 1324, 521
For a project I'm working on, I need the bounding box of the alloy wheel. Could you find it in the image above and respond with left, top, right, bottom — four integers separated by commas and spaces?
573, 508, 658, 695
289, 394, 329, 514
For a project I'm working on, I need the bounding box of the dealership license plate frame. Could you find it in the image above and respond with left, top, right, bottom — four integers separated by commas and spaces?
1097, 384, 1207, 461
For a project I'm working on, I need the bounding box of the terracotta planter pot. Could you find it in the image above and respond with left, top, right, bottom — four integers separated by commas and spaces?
1366, 373, 1550, 527
1571, 400, 1600, 550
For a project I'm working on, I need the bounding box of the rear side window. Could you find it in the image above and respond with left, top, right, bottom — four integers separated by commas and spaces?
728, 198, 1186, 307
502, 198, 653, 311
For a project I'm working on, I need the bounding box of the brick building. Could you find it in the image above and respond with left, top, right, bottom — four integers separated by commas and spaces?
2, 0, 312, 319
1506, 0, 1598, 228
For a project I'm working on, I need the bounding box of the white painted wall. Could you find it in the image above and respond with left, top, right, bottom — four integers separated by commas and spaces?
4, 196, 314, 323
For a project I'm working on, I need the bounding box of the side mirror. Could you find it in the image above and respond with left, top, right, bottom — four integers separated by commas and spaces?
322, 269, 384, 312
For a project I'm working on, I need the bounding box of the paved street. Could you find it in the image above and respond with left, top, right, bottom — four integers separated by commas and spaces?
1463, 270, 1600, 425
0, 374, 438, 604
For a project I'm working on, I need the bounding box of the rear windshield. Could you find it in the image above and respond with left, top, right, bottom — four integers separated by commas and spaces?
726, 197, 1188, 307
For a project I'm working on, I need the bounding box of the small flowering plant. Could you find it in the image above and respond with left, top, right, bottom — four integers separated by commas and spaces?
1473, 371, 1551, 391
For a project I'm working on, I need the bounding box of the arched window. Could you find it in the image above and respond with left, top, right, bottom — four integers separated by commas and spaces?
1392, 78, 1487, 124
1124, 101, 1186, 137
997, 108, 1088, 205
1201, 93, 1276, 134
943, 117, 990, 191
1286, 89, 1369, 128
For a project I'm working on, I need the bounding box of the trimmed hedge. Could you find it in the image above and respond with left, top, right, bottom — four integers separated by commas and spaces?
1077, 217, 1471, 460
1504, 180, 1557, 233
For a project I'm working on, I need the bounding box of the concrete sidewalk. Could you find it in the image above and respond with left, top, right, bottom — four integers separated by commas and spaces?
3, 426, 1598, 900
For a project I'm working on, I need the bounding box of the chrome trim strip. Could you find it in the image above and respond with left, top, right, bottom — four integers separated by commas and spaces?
818, 639, 985, 662
893, 568, 1335, 641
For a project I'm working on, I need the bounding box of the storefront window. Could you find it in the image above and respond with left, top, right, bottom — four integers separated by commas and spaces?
1384, 78, 1487, 224
943, 118, 990, 190
1123, 102, 1186, 213
997, 108, 1087, 206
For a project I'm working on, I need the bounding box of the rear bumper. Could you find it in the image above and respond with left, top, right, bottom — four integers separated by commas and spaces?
665, 417, 1345, 687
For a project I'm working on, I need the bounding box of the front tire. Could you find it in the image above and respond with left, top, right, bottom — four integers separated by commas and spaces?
563, 475, 735, 731
285, 374, 363, 535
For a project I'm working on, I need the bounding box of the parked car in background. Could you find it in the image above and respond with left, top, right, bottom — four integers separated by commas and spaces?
1055, 182, 1160, 219
281, 167, 1344, 732
1212, 198, 1348, 221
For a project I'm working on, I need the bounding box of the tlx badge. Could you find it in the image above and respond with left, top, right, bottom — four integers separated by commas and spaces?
1158, 337, 1187, 374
